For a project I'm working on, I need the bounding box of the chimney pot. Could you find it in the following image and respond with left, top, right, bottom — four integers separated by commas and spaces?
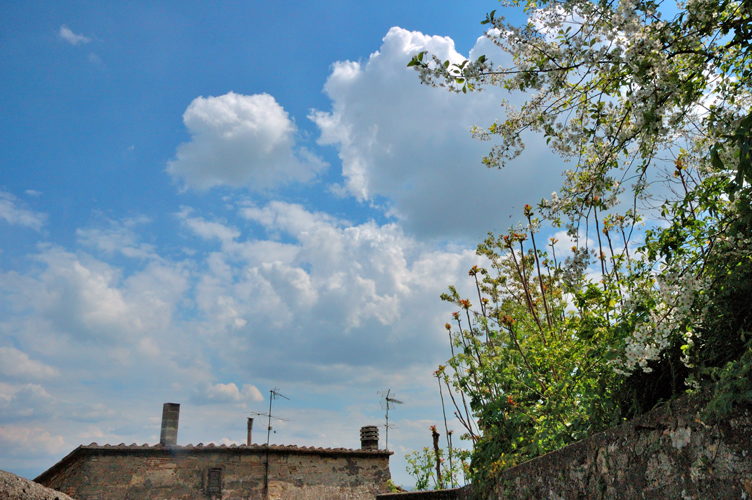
247, 417, 254, 446
360, 425, 379, 450
160, 403, 180, 446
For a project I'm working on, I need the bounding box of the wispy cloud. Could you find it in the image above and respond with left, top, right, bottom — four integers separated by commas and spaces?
0, 348, 58, 380
76, 216, 159, 260
0, 190, 47, 231
58, 25, 91, 46
191, 382, 264, 405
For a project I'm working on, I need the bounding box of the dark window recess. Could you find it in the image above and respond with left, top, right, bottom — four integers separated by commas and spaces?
208, 468, 222, 496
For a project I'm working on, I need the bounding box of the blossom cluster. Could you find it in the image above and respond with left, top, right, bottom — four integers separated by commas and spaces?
615, 271, 709, 375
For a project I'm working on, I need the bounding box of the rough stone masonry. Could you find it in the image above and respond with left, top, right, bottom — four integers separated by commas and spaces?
35, 403, 392, 500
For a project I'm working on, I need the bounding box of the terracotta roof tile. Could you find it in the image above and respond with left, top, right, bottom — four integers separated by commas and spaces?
65, 442, 392, 455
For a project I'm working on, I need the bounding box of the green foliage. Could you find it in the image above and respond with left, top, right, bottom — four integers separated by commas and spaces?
410, 0, 752, 491
405, 442, 470, 491
438, 207, 641, 485
385, 479, 403, 493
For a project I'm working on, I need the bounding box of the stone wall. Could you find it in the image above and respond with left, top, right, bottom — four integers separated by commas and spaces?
36, 444, 391, 500
488, 391, 752, 499
381, 391, 752, 500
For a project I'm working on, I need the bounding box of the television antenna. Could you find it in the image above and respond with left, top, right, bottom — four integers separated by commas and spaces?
378, 389, 403, 451
256, 387, 289, 497
263, 387, 289, 446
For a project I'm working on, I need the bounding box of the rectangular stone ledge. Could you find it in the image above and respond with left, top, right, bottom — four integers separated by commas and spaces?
377, 486, 472, 500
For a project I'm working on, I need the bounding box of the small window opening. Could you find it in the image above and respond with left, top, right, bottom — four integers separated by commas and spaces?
208, 468, 222, 497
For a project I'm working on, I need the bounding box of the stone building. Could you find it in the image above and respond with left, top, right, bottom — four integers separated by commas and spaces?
35, 403, 391, 500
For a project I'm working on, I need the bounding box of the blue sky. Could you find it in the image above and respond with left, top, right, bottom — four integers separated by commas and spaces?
0, 0, 572, 487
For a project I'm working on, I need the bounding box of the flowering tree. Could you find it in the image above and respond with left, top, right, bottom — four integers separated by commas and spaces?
410, 0, 752, 488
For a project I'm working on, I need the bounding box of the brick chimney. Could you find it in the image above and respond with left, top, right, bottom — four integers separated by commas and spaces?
360, 425, 379, 450
160, 403, 180, 446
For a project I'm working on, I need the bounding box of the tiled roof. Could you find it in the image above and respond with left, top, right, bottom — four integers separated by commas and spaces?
79, 442, 390, 454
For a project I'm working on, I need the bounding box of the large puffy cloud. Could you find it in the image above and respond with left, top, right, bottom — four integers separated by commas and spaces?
167, 92, 327, 190
174, 201, 483, 381
310, 27, 564, 240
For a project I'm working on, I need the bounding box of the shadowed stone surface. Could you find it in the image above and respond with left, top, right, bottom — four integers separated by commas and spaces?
1, 469, 76, 500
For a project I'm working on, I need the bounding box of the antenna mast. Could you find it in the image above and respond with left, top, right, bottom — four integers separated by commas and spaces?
266, 387, 289, 448
378, 389, 403, 451
258, 387, 289, 499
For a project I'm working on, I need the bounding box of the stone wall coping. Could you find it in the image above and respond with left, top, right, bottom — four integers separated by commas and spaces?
35, 442, 392, 485
376, 486, 473, 499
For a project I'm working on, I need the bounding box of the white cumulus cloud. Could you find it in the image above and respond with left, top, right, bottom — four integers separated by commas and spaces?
167, 92, 327, 190
310, 27, 563, 240
184, 201, 482, 374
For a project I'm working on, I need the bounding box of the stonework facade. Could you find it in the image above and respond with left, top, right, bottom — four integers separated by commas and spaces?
36, 443, 391, 500
487, 392, 752, 499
